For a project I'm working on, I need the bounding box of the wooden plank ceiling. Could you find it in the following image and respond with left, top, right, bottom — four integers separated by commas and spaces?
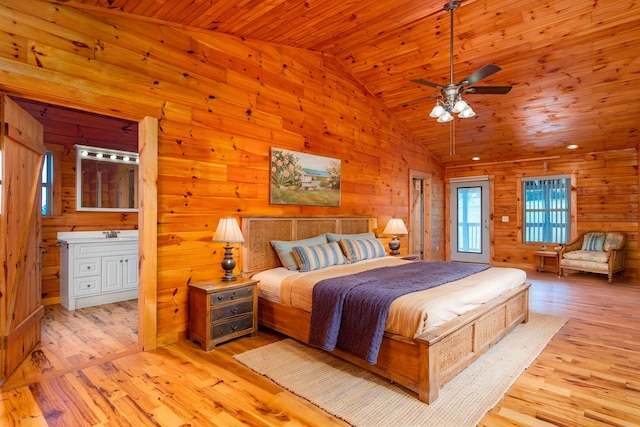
70, 0, 640, 166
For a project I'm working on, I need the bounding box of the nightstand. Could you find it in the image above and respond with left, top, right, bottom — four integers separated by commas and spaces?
188, 277, 258, 351
391, 253, 421, 260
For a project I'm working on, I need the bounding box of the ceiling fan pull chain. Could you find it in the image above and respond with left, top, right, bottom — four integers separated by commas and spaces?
450, 120, 455, 155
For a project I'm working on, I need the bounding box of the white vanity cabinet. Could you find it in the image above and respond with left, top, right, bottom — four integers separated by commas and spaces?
58, 231, 138, 310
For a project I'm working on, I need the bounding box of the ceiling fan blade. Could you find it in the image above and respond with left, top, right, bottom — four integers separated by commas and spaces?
410, 78, 444, 89
399, 94, 439, 106
465, 86, 512, 95
458, 64, 501, 86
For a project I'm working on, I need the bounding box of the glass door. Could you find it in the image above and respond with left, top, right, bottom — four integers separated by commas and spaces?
450, 180, 490, 263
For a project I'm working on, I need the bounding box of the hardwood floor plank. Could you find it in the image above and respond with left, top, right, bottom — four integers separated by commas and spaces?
0, 386, 48, 426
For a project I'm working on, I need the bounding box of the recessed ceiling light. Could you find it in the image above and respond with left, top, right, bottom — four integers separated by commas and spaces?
567, 144, 578, 150
472, 156, 480, 161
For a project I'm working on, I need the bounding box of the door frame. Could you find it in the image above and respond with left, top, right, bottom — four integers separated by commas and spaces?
447, 176, 494, 263
409, 170, 431, 259
1, 92, 158, 352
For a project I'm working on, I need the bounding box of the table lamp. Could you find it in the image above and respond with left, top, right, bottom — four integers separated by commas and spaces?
212, 217, 245, 281
382, 218, 408, 255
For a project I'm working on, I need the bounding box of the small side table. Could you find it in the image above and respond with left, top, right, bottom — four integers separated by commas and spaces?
391, 253, 421, 260
533, 250, 560, 274
188, 278, 258, 351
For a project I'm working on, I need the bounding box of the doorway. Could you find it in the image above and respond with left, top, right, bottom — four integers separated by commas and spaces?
1, 97, 156, 388
409, 170, 431, 259
449, 178, 490, 263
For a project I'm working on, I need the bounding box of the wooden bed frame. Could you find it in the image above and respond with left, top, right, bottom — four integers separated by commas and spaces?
241, 216, 530, 404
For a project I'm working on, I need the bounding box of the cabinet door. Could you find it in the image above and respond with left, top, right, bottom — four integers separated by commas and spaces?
122, 253, 138, 289
102, 256, 123, 292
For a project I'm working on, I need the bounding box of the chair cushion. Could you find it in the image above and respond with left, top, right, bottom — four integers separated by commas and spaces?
563, 250, 609, 263
603, 232, 625, 251
581, 233, 605, 251
560, 258, 609, 273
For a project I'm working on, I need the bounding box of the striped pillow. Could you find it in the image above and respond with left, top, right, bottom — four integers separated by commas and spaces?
292, 241, 349, 272
582, 233, 605, 251
339, 238, 387, 263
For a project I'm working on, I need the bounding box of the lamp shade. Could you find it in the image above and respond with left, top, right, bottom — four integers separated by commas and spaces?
382, 218, 408, 236
429, 103, 445, 118
451, 99, 468, 113
459, 105, 476, 118
436, 111, 454, 122
212, 217, 245, 243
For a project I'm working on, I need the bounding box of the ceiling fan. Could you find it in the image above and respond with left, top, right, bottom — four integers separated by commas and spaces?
403, 1, 512, 154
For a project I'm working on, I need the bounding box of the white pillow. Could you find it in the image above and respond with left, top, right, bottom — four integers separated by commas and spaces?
326, 232, 375, 243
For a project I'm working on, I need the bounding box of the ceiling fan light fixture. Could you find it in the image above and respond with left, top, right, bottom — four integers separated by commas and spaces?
429, 102, 445, 118
402, 1, 511, 154
437, 111, 454, 122
459, 105, 476, 118
452, 99, 468, 113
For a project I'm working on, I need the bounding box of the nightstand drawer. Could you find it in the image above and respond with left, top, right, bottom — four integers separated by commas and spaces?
211, 315, 254, 340
210, 285, 254, 306
211, 300, 254, 321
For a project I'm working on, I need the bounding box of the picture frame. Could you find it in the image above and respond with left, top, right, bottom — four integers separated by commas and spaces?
270, 147, 341, 206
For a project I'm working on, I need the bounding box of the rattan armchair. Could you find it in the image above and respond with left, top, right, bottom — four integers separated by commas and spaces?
559, 232, 626, 283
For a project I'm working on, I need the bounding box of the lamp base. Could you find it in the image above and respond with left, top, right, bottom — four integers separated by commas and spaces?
220, 244, 237, 281
388, 236, 401, 256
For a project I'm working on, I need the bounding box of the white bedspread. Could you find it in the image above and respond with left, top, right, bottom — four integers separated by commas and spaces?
252, 257, 527, 339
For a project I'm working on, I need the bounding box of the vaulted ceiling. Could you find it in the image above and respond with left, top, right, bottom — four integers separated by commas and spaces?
72, 0, 640, 167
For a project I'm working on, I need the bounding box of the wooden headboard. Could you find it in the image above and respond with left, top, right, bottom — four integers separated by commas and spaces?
241, 216, 371, 276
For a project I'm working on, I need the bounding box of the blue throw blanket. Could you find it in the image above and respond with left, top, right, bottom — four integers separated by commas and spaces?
308, 261, 490, 364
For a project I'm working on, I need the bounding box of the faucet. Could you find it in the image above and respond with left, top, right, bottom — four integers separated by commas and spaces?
103, 230, 120, 238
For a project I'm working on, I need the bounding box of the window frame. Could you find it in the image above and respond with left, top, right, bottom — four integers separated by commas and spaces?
520, 174, 574, 245
41, 150, 54, 217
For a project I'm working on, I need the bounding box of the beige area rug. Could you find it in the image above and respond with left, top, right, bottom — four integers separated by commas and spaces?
235, 312, 567, 427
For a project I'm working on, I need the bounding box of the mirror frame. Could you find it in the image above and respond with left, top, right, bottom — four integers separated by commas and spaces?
75, 144, 139, 212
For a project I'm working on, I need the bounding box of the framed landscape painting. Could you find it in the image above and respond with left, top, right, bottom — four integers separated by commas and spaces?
270, 147, 341, 206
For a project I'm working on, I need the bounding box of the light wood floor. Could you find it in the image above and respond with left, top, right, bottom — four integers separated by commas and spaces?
1, 270, 639, 426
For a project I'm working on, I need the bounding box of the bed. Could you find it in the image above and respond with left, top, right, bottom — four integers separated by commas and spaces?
241, 216, 530, 404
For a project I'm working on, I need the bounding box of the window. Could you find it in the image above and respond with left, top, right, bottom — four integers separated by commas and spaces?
41, 150, 53, 216
522, 176, 571, 244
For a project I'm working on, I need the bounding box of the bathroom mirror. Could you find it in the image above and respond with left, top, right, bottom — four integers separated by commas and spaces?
76, 144, 139, 212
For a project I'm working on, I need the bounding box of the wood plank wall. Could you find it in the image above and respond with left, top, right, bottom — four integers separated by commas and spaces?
445, 149, 639, 278
0, 0, 444, 345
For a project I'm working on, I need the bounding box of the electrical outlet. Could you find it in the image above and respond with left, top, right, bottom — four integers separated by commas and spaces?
502, 216, 509, 222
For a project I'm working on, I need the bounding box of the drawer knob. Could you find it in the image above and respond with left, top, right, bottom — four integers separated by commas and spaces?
231, 325, 238, 331
217, 295, 223, 301
231, 308, 238, 314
